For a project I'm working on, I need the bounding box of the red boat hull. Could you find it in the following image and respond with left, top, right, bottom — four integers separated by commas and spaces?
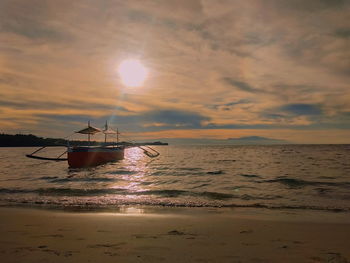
68, 146, 124, 168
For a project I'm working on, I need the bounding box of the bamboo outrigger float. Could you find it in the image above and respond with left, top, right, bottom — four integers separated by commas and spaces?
26, 121, 160, 168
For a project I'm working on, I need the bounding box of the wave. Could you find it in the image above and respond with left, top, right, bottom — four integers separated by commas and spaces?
206, 170, 224, 175
106, 170, 138, 175
0, 188, 127, 195
239, 174, 262, 178
0, 188, 229, 199
1, 197, 349, 213
38, 175, 125, 183
49, 177, 117, 183
0, 187, 283, 202
263, 177, 350, 188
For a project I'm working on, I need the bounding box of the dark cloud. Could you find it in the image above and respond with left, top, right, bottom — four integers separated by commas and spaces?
223, 78, 262, 93
36, 109, 210, 132
34, 106, 350, 134
142, 110, 209, 127
334, 28, 350, 38
0, 0, 71, 41
262, 113, 286, 119
271, 0, 348, 12
207, 99, 250, 110
279, 103, 322, 116
260, 103, 323, 123
1, 20, 70, 41
0, 99, 130, 113
126, 9, 178, 30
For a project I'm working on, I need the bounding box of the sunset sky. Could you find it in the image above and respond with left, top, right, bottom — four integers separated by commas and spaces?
1, 0, 349, 143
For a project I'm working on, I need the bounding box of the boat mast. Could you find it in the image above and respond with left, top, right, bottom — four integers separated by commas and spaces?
88, 121, 91, 143
104, 121, 108, 143
102, 120, 119, 146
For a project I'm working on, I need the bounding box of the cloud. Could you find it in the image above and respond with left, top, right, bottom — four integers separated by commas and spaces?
222, 78, 263, 93
0, 0, 72, 41
0, 98, 130, 113
265, 0, 348, 13
1, 20, 70, 41
279, 103, 322, 116
141, 110, 209, 128
334, 28, 350, 38
0, 0, 349, 143
35, 109, 210, 133
207, 99, 250, 110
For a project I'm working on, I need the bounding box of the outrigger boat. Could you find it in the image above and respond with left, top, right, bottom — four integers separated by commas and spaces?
26, 121, 159, 168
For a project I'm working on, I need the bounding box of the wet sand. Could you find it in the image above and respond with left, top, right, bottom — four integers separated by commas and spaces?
0, 207, 349, 262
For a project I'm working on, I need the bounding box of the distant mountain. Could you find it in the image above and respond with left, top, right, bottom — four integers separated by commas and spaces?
0, 133, 68, 147
227, 136, 271, 141
160, 136, 288, 145
226, 136, 287, 144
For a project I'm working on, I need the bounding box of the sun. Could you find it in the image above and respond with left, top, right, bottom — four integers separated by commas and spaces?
118, 59, 148, 87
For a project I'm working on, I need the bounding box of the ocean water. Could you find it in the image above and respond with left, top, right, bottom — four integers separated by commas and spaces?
0, 145, 349, 212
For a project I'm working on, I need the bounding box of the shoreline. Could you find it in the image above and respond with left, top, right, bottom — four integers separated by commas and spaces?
1, 206, 349, 262
1, 200, 350, 215
1, 204, 350, 222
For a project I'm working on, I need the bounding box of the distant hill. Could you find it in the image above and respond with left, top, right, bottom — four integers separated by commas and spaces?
0, 134, 168, 147
160, 136, 288, 145
226, 136, 287, 144
0, 134, 68, 147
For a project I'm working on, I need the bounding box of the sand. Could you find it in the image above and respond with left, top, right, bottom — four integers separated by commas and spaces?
0, 206, 349, 263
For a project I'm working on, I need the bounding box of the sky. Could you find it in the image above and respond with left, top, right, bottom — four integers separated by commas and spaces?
0, 0, 349, 144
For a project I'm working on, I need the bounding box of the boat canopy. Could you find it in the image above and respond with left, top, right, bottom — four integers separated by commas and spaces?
103, 128, 118, 134
103, 121, 119, 134
75, 121, 101, 135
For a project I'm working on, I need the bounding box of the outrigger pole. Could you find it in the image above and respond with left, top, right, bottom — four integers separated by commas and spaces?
26, 145, 68, 161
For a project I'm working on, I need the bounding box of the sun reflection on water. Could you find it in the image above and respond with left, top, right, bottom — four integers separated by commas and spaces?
108, 147, 152, 198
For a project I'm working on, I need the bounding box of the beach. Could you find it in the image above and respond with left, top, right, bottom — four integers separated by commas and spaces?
1, 207, 349, 263
1, 146, 349, 262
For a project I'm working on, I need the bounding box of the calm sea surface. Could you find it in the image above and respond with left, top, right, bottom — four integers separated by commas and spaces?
0, 145, 349, 212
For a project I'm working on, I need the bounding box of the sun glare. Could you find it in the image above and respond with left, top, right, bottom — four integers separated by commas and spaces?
118, 59, 148, 87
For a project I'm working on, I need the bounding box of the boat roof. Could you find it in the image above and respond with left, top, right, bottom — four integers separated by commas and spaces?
103, 121, 118, 134
75, 121, 102, 134
75, 121, 118, 135
103, 128, 118, 134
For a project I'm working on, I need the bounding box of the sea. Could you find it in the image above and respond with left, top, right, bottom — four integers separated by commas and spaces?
0, 145, 349, 212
